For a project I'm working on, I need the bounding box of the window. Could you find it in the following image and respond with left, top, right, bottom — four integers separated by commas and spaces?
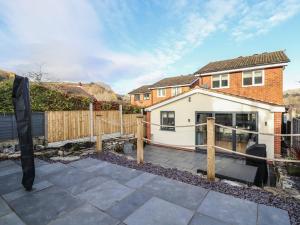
134, 94, 140, 101
171, 87, 182, 96
157, 88, 166, 97
212, 74, 229, 88
242, 70, 264, 86
161, 111, 175, 131
144, 93, 150, 100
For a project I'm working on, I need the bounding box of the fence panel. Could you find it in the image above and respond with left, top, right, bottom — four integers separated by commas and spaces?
46, 110, 144, 143
0, 112, 45, 141
292, 118, 300, 151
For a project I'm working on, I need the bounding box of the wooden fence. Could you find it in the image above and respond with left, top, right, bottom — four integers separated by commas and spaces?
46, 110, 144, 143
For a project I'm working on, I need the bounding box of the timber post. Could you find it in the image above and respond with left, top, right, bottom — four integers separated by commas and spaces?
207, 117, 215, 181
96, 115, 102, 152
136, 115, 144, 164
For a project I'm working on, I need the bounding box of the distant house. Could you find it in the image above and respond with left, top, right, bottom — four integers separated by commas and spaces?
143, 50, 290, 158
128, 85, 152, 108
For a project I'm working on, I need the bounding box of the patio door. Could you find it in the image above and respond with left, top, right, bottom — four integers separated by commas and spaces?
195, 113, 212, 149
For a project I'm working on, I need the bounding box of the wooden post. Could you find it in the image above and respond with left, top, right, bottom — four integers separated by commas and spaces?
119, 105, 123, 136
89, 103, 94, 142
96, 115, 102, 152
207, 117, 215, 181
136, 115, 144, 164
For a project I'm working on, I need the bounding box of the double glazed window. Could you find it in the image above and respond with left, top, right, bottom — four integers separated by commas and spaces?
161, 111, 175, 131
134, 94, 140, 101
242, 70, 263, 86
212, 74, 229, 89
171, 87, 182, 96
157, 88, 166, 97
144, 93, 150, 100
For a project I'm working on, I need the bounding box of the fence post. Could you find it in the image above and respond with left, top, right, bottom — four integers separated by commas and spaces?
119, 105, 123, 136
207, 117, 215, 181
137, 115, 144, 164
96, 115, 102, 152
89, 103, 93, 142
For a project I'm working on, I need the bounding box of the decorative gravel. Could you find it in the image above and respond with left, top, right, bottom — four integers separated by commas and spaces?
91, 151, 300, 225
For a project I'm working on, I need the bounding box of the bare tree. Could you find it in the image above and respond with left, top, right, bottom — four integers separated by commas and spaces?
23, 63, 50, 83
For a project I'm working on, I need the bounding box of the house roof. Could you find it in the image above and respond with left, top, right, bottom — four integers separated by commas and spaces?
195, 50, 290, 75
149, 74, 198, 89
128, 85, 152, 95
145, 87, 285, 113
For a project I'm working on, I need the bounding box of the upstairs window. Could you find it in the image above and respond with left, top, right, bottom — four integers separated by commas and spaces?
242, 70, 264, 86
161, 111, 175, 131
212, 74, 229, 89
144, 93, 150, 100
134, 94, 140, 101
157, 88, 166, 97
171, 87, 182, 96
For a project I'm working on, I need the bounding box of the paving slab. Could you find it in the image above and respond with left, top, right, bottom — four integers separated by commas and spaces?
13, 158, 49, 168
68, 158, 101, 169
91, 163, 142, 183
3, 180, 53, 202
0, 212, 25, 225
76, 180, 134, 210
189, 213, 231, 225
107, 190, 152, 220
0, 197, 11, 217
124, 197, 193, 225
197, 191, 257, 225
141, 176, 208, 210
35, 163, 67, 177
0, 164, 22, 177
125, 172, 157, 189
82, 161, 110, 173
257, 204, 291, 225
0, 160, 17, 168
0, 173, 24, 195
66, 175, 110, 195
48, 204, 119, 225
46, 167, 95, 188
9, 186, 84, 225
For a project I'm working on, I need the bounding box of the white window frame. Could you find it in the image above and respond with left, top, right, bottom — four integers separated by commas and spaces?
242, 70, 264, 87
157, 88, 166, 97
171, 87, 182, 96
211, 74, 229, 89
144, 93, 150, 100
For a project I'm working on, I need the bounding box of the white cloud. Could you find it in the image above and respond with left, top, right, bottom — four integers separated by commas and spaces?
232, 0, 300, 41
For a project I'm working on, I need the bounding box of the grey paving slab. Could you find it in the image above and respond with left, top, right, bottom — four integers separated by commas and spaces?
9, 186, 84, 225
66, 175, 110, 195
125, 172, 157, 189
0, 172, 23, 195
257, 204, 291, 225
13, 158, 49, 168
0, 164, 21, 177
48, 204, 119, 225
46, 167, 95, 188
0, 197, 11, 217
3, 180, 53, 202
35, 162, 68, 177
0, 212, 25, 225
124, 197, 193, 225
91, 163, 143, 183
77, 180, 134, 210
197, 191, 257, 225
68, 158, 101, 169
82, 161, 110, 173
107, 190, 152, 221
189, 213, 231, 225
141, 176, 208, 210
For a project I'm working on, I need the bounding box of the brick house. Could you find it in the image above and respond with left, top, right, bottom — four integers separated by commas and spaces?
139, 50, 290, 158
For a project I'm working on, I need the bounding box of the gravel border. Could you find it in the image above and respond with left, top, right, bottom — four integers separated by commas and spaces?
90, 151, 300, 225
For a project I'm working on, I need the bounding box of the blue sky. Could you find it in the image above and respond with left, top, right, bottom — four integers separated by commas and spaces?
0, 0, 300, 94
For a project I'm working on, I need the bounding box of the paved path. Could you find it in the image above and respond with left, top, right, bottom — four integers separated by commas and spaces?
0, 158, 290, 225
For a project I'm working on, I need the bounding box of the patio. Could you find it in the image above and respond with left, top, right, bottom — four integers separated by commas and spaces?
0, 157, 291, 225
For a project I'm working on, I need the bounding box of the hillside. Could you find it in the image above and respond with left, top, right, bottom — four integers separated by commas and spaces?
0, 69, 14, 81
284, 88, 300, 114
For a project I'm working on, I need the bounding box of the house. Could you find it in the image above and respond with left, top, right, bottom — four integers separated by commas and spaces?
129, 74, 199, 107
145, 50, 290, 158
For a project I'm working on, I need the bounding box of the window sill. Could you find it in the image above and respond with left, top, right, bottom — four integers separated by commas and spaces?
211, 86, 230, 89
160, 128, 176, 132
242, 84, 264, 87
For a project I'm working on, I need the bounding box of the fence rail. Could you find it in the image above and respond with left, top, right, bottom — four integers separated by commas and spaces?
46, 110, 144, 143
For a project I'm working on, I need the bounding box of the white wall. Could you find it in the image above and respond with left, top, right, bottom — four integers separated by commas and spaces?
150, 92, 275, 158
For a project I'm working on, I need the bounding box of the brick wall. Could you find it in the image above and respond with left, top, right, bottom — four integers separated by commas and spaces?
199, 67, 284, 105
130, 94, 152, 107
151, 86, 190, 105
274, 112, 282, 157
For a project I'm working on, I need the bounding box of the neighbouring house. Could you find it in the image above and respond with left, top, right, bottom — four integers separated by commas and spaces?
128, 85, 153, 107
128, 74, 199, 107
144, 50, 290, 158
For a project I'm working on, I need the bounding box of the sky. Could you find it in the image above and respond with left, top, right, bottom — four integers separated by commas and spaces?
0, 0, 300, 94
